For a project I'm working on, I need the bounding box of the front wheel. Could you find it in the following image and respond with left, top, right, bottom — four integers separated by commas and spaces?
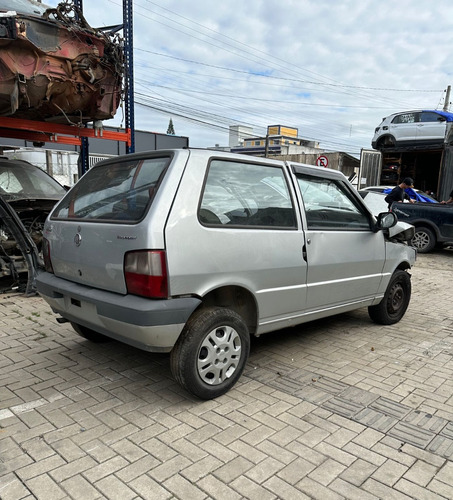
411, 226, 436, 253
368, 270, 411, 325
170, 307, 250, 400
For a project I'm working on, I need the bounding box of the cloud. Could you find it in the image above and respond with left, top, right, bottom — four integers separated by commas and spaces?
38, 0, 453, 153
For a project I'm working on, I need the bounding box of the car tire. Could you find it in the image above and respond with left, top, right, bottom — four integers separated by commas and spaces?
170, 307, 250, 400
411, 226, 436, 253
368, 270, 411, 325
71, 322, 111, 343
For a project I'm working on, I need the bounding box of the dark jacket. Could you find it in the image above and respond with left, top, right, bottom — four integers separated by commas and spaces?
385, 186, 410, 208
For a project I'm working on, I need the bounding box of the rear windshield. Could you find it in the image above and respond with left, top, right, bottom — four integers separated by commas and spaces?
51, 157, 170, 222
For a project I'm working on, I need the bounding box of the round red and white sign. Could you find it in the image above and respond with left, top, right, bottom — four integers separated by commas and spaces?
316, 155, 329, 168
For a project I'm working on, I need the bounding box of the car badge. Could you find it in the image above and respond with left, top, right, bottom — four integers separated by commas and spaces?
74, 233, 82, 246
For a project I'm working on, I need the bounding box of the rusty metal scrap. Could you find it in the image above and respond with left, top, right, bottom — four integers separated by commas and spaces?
0, 0, 124, 124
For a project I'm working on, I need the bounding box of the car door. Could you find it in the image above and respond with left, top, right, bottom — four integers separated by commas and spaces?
292, 166, 386, 313
166, 155, 308, 331
389, 111, 419, 143
416, 112, 447, 142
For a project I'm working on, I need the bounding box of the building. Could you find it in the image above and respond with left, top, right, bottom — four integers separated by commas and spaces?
231, 125, 320, 156
212, 124, 360, 183
229, 125, 254, 148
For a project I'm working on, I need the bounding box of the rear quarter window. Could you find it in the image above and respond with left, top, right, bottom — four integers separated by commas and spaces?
199, 159, 296, 228
51, 157, 170, 222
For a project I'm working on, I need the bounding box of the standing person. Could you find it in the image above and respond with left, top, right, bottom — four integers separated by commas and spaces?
441, 189, 453, 204
385, 178, 416, 210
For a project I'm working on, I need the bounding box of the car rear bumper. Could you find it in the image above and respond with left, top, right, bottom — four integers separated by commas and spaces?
36, 271, 201, 352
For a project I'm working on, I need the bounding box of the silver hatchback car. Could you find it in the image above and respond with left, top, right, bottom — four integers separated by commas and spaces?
37, 149, 416, 399
371, 110, 453, 150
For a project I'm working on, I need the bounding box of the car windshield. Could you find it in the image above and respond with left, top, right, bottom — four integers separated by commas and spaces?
52, 156, 170, 222
0, 161, 66, 201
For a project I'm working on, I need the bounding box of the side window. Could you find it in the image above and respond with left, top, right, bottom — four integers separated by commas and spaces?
199, 160, 296, 228
392, 112, 418, 124
420, 112, 444, 123
296, 174, 371, 230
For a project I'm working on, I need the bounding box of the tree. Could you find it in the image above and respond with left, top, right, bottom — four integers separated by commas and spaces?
167, 118, 175, 135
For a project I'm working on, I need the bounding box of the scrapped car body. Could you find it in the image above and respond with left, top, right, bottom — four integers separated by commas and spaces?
0, 0, 124, 123
372, 110, 453, 150
36, 149, 416, 399
0, 156, 66, 292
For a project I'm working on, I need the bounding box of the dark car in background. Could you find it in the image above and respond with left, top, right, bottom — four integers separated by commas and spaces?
0, 157, 66, 292
359, 189, 453, 253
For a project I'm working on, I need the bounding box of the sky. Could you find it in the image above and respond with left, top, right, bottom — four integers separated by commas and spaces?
42, 0, 453, 156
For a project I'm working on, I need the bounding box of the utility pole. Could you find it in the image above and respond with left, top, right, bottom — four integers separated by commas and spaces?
443, 85, 451, 112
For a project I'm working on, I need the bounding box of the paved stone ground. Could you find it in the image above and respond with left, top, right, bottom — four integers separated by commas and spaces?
1, 249, 453, 500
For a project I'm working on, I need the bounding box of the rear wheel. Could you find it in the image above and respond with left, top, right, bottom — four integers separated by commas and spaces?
170, 307, 250, 400
71, 322, 111, 343
368, 270, 411, 325
411, 226, 436, 253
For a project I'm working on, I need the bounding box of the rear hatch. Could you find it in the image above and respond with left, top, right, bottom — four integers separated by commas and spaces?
46, 152, 178, 294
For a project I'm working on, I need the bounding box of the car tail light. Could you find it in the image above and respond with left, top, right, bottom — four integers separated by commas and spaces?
124, 250, 168, 298
42, 237, 54, 273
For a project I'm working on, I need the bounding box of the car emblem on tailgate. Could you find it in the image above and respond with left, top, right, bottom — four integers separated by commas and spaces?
74, 233, 82, 246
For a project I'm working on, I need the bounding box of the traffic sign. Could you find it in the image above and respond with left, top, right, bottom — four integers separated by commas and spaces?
316, 155, 329, 168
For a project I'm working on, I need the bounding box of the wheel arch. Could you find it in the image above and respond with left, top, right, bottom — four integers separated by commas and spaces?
411, 220, 441, 239
396, 261, 412, 272
376, 134, 396, 148
195, 285, 258, 336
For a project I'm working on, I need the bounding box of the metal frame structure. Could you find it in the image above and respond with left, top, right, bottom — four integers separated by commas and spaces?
0, 0, 135, 175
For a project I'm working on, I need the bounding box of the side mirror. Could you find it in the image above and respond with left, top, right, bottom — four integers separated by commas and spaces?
376, 211, 397, 230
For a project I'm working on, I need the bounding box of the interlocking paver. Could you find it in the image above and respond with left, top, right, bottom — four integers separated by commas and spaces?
60, 475, 101, 500
361, 478, 414, 500
95, 474, 137, 500
196, 474, 240, 499
230, 475, 278, 500
394, 477, 446, 500
339, 457, 378, 486
25, 473, 67, 500
372, 458, 410, 486
2, 250, 453, 499
164, 474, 207, 500
245, 456, 285, 484
296, 477, 344, 500
148, 455, 193, 483
263, 475, 311, 500
276, 457, 316, 485
308, 457, 347, 486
